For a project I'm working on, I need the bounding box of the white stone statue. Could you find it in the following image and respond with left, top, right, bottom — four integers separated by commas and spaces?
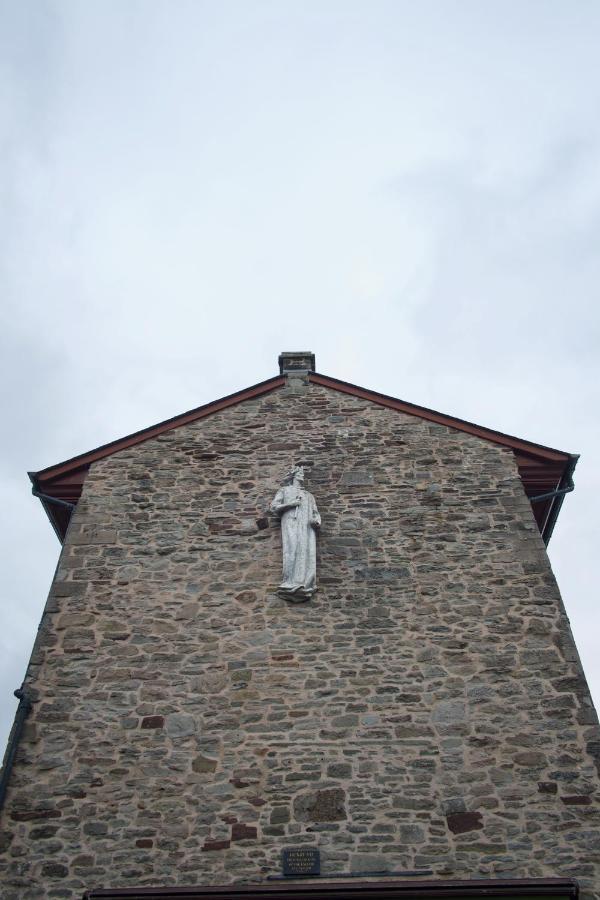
270, 466, 321, 601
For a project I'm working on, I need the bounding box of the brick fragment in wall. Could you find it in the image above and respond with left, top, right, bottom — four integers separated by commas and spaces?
1, 381, 599, 898
446, 811, 484, 834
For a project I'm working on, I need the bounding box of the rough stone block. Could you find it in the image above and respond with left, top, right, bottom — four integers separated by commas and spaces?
202, 840, 230, 852
446, 811, 484, 834
231, 824, 258, 841
192, 755, 217, 774
140, 716, 164, 729
432, 700, 467, 725
514, 751, 547, 767
327, 763, 352, 779
293, 788, 347, 823
41, 863, 68, 878
165, 713, 197, 738
269, 807, 290, 824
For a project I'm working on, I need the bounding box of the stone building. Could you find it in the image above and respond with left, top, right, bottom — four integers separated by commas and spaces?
1, 351, 598, 900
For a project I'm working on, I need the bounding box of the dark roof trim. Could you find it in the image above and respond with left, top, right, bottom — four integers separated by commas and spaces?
539, 453, 579, 546
30, 370, 577, 545
31, 375, 286, 482
82, 876, 579, 900
308, 372, 578, 546
310, 373, 575, 463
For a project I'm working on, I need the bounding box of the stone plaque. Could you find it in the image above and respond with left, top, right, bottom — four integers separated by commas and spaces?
282, 847, 320, 876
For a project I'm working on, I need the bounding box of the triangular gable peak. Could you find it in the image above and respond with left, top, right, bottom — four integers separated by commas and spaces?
30, 368, 577, 545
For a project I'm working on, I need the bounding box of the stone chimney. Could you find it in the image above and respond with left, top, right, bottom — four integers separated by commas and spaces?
278, 351, 316, 375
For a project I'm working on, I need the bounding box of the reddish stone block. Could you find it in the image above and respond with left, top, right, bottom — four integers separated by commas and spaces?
562, 795, 592, 805
202, 839, 231, 852
446, 811, 484, 834
11, 808, 62, 822
231, 823, 258, 841
141, 716, 164, 729
136, 838, 153, 848
249, 796, 266, 807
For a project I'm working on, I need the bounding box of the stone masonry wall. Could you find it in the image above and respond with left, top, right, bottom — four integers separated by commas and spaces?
1, 379, 599, 898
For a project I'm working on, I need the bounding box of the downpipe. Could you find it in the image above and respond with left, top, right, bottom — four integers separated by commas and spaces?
0, 686, 33, 812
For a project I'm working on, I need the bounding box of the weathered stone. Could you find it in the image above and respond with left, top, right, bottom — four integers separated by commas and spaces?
10, 808, 61, 822
432, 701, 467, 725
398, 824, 426, 843
293, 788, 347, 823
231, 823, 257, 841
350, 852, 387, 872
83, 822, 108, 836
30, 826, 59, 840
446, 811, 484, 834
340, 471, 374, 487
514, 751, 547, 767
192, 755, 218, 774
56, 613, 94, 628
441, 798, 466, 814
202, 840, 230, 852
165, 713, 197, 738
140, 716, 164, 729
41, 863, 68, 878
269, 807, 290, 824
0, 832, 12, 853
235, 591, 257, 605
394, 724, 433, 738
327, 763, 352, 779
331, 714, 358, 728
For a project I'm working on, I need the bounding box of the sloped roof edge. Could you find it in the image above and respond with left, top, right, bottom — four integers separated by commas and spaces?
29, 369, 577, 544
31, 375, 286, 482
310, 372, 576, 463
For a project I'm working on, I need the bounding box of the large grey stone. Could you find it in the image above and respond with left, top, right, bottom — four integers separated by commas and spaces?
432, 700, 467, 725
293, 788, 347, 823
165, 713, 197, 738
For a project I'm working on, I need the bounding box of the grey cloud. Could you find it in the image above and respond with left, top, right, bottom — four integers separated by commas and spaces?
1, 0, 600, 751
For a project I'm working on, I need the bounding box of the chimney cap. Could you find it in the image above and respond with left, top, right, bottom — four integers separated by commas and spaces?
278, 352, 316, 375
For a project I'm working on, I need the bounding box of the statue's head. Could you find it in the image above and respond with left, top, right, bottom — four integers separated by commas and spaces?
284, 465, 304, 484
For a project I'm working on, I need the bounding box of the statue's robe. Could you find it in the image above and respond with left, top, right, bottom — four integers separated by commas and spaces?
271, 484, 321, 601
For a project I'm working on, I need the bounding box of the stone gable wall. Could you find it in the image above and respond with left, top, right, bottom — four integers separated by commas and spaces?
1, 380, 599, 898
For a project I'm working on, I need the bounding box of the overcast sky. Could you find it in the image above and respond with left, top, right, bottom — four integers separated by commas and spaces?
1, 0, 599, 752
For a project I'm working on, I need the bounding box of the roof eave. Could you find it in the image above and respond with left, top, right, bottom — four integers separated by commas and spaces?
28, 371, 577, 544
541, 454, 580, 546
